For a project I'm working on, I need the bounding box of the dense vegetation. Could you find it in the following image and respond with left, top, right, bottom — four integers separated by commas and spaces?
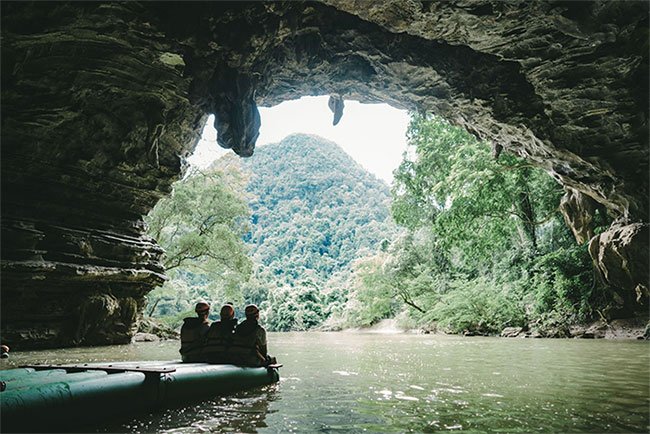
241, 134, 395, 281
337, 115, 611, 336
146, 117, 612, 336
228, 134, 398, 330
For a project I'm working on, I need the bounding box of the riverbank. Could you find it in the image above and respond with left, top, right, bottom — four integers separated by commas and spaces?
139, 315, 649, 342
499, 317, 649, 339
133, 317, 179, 343
337, 317, 650, 340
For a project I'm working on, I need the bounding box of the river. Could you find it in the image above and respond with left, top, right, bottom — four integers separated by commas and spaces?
2, 332, 649, 433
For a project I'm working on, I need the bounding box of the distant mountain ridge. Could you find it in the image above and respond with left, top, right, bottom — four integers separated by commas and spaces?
235, 133, 396, 285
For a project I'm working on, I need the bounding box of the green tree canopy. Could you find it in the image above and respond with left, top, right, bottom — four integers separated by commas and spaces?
145, 166, 252, 321
392, 115, 563, 271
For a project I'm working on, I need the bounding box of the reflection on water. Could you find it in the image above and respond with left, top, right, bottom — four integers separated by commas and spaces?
98, 386, 280, 434
3, 333, 649, 433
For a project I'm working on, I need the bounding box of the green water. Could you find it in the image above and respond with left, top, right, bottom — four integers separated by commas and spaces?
2, 332, 649, 433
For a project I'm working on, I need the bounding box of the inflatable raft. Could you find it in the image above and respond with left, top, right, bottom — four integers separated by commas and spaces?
0, 361, 281, 432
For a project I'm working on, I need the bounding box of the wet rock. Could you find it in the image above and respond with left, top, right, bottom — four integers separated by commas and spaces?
132, 332, 160, 343
569, 318, 647, 339
501, 327, 523, 338
525, 330, 543, 339
138, 317, 179, 340
526, 320, 571, 338
570, 321, 607, 339
604, 318, 648, 340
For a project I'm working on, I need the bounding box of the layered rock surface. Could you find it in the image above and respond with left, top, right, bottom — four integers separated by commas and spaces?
1, 1, 647, 348
1, 3, 198, 348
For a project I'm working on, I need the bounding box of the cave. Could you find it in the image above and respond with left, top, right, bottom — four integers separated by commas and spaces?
1, 1, 648, 349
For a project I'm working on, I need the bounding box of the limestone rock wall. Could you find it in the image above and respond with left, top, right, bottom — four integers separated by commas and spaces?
1, 3, 201, 348
1, 1, 647, 348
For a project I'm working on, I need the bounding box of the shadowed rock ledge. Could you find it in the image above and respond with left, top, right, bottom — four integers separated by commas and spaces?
1, 1, 647, 348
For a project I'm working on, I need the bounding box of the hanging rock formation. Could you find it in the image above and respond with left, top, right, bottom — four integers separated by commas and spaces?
1, 1, 648, 348
328, 94, 345, 126
559, 187, 599, 245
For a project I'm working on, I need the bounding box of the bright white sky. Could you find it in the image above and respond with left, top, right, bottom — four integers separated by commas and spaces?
187, 95, 410, 185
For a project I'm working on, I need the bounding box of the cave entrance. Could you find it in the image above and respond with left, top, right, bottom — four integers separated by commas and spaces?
2, 1, 646, 350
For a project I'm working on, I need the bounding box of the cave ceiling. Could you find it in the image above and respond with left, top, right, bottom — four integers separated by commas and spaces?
1, 1, 648, 348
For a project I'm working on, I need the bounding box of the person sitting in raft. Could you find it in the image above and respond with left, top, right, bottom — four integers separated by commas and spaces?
203, 303, 238, 363
179, 301, 211, 363
231, 304, 276, 367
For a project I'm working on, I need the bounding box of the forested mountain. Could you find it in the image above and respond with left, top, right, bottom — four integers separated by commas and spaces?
209, 134, 398, 330
241, 134, 394, 281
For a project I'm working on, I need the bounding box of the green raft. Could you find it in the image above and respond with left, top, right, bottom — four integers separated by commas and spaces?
0, 361, 280, 432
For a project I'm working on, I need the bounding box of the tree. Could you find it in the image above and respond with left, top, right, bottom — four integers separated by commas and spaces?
145, 166, 252, 321
392, 114, 563, 273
